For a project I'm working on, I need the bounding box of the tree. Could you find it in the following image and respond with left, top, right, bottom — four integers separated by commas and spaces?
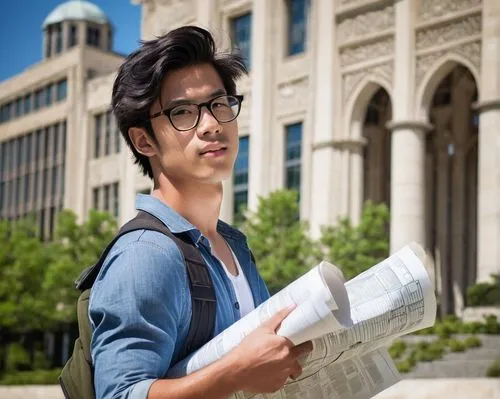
242, 190, 321, 294
43, 209, 117, 324
321, 201, 390, 281
0, 217, 52, 334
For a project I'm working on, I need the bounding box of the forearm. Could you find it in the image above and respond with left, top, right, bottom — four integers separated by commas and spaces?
148, 352, 244, 399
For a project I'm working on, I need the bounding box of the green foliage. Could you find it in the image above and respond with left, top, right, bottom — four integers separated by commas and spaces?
320, 201, 389, 280
388, 340, 406, 360
412, 314, 500, 336
463, 336, 482, 349
5, 344, 30, 373
447, 338, 466, 352
43, 209, 117, 324
0, 368, 62, 385
242, 190, 322, 294
486, 358, 500, 377
0, 217, 53, 332
467, 275, 500, 306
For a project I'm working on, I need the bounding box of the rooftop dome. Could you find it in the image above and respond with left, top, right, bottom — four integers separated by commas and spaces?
43, 0, 108, 28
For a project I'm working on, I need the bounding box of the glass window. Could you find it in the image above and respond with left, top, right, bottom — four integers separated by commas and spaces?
26, 132, 33, 165
44, 127, 51, 160
55, 24, 63, 54
104, 111, 111, 156
24, 174, 30, 208
3, 103, 12, 122
93, 187, 99, 209
24, 94, 32, 114
15, 98, 23, 118
287, 0, 309, 56
56, 79, 68, 101
46, 84, 53, 106
231, 13, 252, 69
53, 123, 59, 159
115, 116, 121, 154
52, 166, 58, 196
104, 185, 110, 212
285, 122, 302, 199
69, 24, 78, 47
34, 89, 42, 110
94, 114, 102, 158
113, 182, 119, 218
233, 136, 249, 222
46, 27, 52, 58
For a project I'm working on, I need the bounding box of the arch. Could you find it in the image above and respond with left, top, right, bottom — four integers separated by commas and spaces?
345, 76, 392, 142
416, 54, 480, 122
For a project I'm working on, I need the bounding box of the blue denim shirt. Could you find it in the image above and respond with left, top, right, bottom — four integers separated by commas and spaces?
89, 194, 270, 399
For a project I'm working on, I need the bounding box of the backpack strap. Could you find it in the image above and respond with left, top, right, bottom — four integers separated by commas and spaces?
75, 210, 216, 359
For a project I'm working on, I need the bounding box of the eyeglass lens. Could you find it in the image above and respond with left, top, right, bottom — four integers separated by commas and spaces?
169, 95, 241, 130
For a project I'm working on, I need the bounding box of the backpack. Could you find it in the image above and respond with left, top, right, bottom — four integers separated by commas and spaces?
58, 210, 217, 399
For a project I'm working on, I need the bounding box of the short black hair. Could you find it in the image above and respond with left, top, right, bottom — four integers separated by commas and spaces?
112, 26, 248, 179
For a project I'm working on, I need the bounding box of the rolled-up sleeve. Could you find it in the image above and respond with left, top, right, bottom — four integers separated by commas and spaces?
89, 237, 189, 399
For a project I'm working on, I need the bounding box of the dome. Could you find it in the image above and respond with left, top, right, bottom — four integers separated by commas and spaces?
43, 0, 109, 28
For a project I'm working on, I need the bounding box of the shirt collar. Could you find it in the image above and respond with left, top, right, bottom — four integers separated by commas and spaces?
135, 194, 247, 244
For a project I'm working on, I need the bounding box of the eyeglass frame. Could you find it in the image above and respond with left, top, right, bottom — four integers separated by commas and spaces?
149, 94, 245, 132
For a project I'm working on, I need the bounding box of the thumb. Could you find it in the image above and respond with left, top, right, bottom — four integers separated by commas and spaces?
261, 304, 297, 333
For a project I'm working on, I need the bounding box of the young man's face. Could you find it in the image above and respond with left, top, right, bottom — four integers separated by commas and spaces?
147, 63, 240, 185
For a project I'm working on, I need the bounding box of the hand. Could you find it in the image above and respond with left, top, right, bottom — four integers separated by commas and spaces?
228, 305, 313, 394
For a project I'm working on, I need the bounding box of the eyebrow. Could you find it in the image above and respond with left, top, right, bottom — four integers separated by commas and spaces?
163, 89, 227, 109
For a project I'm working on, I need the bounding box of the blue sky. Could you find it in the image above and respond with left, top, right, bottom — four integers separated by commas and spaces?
0, 0, 141, 83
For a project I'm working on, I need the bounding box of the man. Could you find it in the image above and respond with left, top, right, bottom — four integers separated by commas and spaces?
89, 26, 312, 399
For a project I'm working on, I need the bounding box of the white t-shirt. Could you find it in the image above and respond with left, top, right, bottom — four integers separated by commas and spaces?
218, 246, 255, 318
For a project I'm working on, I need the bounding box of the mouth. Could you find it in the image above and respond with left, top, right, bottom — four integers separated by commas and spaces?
199, 146, 228, 157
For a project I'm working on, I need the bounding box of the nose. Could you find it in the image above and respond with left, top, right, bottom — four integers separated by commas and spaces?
196, 105, 221, 137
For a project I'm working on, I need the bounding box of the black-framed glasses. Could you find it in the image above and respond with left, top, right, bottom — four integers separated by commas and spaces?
150, 94, 244, 131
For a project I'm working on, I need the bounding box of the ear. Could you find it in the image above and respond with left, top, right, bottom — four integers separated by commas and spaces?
128, 127, 159, 157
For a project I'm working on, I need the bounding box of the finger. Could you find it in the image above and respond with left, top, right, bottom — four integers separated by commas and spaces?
261, 304, 297, 332
289, 362, 303, 380
291, 340, 314, 357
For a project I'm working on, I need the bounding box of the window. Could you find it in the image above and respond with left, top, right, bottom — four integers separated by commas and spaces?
24, 94, 32, 114
55, 24, 63, 54
233, 136, 249, 222
93, 187, 100, 209
69, 24, 78, 47
94, 114, 102, 158
112, 182, 119, 218
15, 98, 23, 117
46, 84, 53, 106
87, 27, 100, 47
231, 13, 252, 69
287, 0, 309, 56
285, 123, 302, 201
104, 111, 111, 156
46, 26, 52, 58
56, 79, 68, 101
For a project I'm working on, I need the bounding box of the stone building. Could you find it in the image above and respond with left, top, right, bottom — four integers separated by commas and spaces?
1, 0, 499, 316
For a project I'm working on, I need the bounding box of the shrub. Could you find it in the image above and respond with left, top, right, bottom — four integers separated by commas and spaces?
463, 336, 482, 349
0, 368, 62, 385
467, 275, 500, 306
486, 358, 500, 377
388, 340, 406, 360
5, 344, 30, 373
447, 339, 466, 352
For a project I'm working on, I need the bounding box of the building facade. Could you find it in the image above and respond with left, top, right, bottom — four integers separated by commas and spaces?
1, 0, 499, 316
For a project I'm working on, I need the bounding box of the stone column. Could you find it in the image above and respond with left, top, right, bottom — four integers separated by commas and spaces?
309, 0, 337, 237
477, 0, 500, 282
388, 121, 430, 252
196, 0, 219, 31
62, 21, 69, 52
348, 140, 365, 225
388, 0, 427, 252
247, 0, 274, 211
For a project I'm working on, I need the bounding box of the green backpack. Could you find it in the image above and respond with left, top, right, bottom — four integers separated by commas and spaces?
58, 210, 217, 399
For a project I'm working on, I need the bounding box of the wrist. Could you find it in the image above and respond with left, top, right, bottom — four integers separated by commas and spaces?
216, 348, 247, 393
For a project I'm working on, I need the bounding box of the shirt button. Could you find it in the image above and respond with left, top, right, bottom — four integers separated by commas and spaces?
234, 302, 240, 310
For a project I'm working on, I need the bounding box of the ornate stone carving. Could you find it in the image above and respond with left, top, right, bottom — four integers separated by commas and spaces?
337, 5, 395, 45
343, 62, 393, 103
416, 14, 481, 50
340, 37, 394, 67
415, 41, 481, 84
337, 0, 372, 9
276, 78, 310, 115
418, 0, 481, 21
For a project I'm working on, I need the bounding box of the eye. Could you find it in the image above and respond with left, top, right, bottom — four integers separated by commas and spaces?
171, 105, 194, 116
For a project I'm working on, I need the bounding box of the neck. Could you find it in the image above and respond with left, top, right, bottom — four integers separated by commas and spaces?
151, 174, 223, 238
